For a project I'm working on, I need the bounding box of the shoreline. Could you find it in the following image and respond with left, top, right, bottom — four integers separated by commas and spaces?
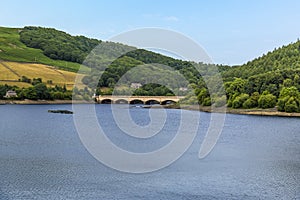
1, 100, 300, 117
162, 104, 300, 117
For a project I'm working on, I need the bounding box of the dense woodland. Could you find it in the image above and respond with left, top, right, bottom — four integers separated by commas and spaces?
1, 26, 300, 112
20, 26, 100, 63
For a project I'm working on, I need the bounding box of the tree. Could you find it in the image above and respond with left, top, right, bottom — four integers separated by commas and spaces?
95, 88, 102, 95
283, 78, 293, 87
47, 80, 53, 85
214, 95, 227, 107
34, 83, 51, 99
202, 97, 211, 106
258, 92, 277, 109
232, 93, 249, 109
294, 74, 300, 86
32, 78, 42, 86
284, 97, 299, 112
20, 76, 31, 83
107, 77, 116, 88
226, 78, 247, 98
197, 88, 209, 105
20, 87, 37, 100
225, 78, 248, 108
242, 92, 260, 108
51, 91, 64, 99
277, 86, 300, 112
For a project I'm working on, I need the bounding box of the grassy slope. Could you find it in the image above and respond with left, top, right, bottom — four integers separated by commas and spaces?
0, 27, 90, 73
0, 61, 85, 90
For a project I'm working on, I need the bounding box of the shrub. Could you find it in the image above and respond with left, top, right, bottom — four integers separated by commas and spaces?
242, 92, 260, 108
258, 93, 277, 109
243, 99, 256, 109
232, 93, 249, 109
277, 86, 300, 112
202, 97, 211, 106
284, 97, 299, 113
214, 95, 227, 107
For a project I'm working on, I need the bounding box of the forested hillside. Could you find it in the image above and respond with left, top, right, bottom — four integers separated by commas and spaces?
20, 26, 100, 63
19, 26, 136, 66
216, 40, 300, 112
0, 26, 299, 112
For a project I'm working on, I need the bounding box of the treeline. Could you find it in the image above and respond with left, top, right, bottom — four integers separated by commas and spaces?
181, 75, 300, 113
133, 84, 174, 96
117, 83, 175, 96
221, 40, 300, 113
184, 40, 300, 113
0, 79, 72, 100
0, 81, 95, 101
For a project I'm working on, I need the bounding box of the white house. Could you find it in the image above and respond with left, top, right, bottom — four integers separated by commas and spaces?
130, 83, 142, 89
4, 90, 17, 98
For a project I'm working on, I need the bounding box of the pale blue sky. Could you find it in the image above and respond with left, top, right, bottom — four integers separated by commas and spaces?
1, 0, 300, 65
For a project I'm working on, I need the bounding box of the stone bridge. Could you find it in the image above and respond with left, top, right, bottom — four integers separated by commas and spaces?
95, 95, 184, 105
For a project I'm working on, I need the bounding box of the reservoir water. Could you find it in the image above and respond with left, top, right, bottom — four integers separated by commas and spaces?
0, 104, 299, 199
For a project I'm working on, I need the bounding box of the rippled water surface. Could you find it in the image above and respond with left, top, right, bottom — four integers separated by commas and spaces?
0, 104, 299, 199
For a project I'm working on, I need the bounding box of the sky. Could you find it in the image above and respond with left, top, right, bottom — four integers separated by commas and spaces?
1, 0, 300, 65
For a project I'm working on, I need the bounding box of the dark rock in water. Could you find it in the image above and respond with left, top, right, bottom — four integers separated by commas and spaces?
48, 110, 73, 114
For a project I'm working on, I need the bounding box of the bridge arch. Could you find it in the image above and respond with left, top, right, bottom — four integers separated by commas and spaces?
145, 99, 160, 105
161, 100, 177, 105
130, 99, 144, 104
101, 99, 112, 104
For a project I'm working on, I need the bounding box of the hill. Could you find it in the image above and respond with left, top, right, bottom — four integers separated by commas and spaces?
0, 26, 300, 112
217, 40, 300, 112
0, 27, 88, 72
222, 39, 300, 79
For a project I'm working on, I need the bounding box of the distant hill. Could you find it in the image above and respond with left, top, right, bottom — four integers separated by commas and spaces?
0, 26, 299, 112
